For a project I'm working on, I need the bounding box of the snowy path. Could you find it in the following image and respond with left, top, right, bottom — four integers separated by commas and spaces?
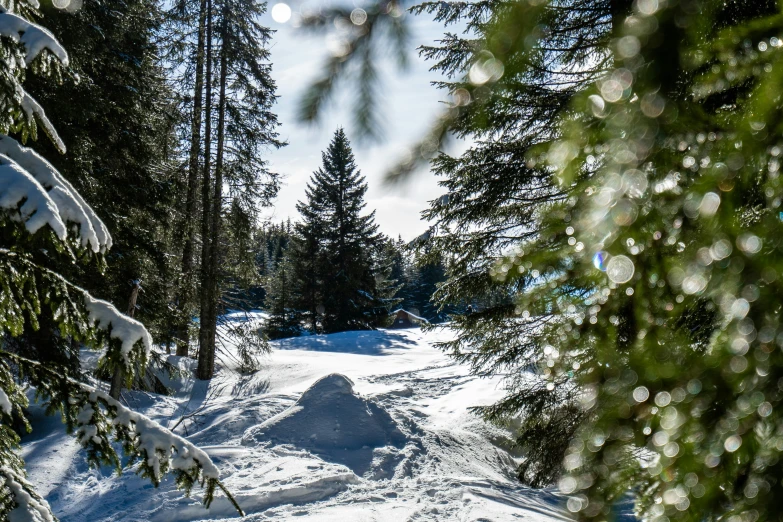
22, 322, 570, 521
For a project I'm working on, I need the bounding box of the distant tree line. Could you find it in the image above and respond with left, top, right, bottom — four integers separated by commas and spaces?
262, 129, 455, 340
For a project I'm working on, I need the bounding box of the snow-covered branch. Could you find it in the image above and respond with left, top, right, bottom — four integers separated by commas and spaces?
76, 386, 220, 481
0, 351, 240, 520
0, 8, 68, 66
83, 294, 152, 365
0, 154, 67, 239
0, 136, 112, 252
0, 466, 55, 522
19, 90, 66, 154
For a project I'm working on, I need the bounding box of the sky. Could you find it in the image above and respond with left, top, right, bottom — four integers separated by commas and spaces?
258, 4, 463, 241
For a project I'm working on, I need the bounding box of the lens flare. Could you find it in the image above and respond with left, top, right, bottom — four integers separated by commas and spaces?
606, 255, 635, 284
593, 251, 609, 271
271, 3, 292, 23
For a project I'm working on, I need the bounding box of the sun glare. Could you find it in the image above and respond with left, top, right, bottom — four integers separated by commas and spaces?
271, 3, 292, 23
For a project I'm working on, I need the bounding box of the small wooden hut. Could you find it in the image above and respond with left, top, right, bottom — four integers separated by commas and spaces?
389, 309, 427, 329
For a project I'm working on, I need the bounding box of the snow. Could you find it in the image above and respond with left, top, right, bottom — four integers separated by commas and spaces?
0, 386, 12, 415
1, 466, 55, 522
242, 374, 407, 476
22, 320, 570, 521
82, 293, 153, 364
0, 136, 112, 252
0, 155, 67, 239
0, 9, 69, 66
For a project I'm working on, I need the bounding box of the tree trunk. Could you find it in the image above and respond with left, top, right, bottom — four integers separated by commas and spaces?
109, 280, 142, 400
200, 9, 229, 381
174, 0, 209, 357
197, 0, 215, 380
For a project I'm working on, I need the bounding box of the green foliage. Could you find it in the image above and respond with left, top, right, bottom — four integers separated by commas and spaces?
263, 252, 301, 340
398, 0, 606, 487
302, 0, 783, 519
288, 223, 322, 333
287, 129, 397, 333
465, 0, 783, 520
24, 0, 181, 342
0, 2, 237, 518
385, 235, 452, 322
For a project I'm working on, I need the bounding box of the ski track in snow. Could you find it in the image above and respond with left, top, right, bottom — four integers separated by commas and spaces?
21, 315, 571, 521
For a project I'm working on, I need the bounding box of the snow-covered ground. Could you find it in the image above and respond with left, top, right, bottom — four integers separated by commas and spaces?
21, 315, 570, 521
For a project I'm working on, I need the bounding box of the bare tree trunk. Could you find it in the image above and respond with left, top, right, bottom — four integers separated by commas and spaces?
174, 0, 209, 357
200, 8, 229, 381
197, 0, 215, 380
110, 280, 142, 400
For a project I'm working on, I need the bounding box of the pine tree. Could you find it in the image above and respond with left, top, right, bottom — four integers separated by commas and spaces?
0, 2, 238, 518
293, 129, 393, 333
166, 0, 209, 357
196, 0, 282, 380
24, 0, 180, 345
383, 235, 413, 308
289, 225, 322, 333
410, 256, 449, 322
263, 252, 301, 339
430, 0, 783, 520
396, 0, 612, 486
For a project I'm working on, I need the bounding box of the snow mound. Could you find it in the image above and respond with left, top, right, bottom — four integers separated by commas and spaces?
242, 374, 406, 475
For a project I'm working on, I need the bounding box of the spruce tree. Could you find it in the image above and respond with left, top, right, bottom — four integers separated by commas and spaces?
0, 2, 237, 518
400, 0, 611, 486
410, 256, 449, 322
383, 235, 413, 309
296, 0, 783, 518
263, 252, 301, 339
24, 0, 180, 344
196, 0, 281, 379
425, 0, 783, 520
289, 225, 322, 333
166, 0, 209, 357
293, 129, 392, 333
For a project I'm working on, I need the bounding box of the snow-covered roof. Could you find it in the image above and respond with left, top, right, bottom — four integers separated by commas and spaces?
391, 309, 428, 323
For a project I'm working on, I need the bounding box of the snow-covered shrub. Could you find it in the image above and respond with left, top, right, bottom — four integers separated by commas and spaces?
0, 1, 239, 519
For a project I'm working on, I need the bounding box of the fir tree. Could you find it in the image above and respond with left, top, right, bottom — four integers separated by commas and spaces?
437, 0, 783, 520
24, 0, 180, 346
263, 252, 301, 340
396, 0, 610, 485
409, 256, 449, 323
196, 0, 282, 380
293, 129, 393, 333
0, 2, 238, 517
166, 0, 209, 357
383, 235, 413, 309
289, 225, 323, 333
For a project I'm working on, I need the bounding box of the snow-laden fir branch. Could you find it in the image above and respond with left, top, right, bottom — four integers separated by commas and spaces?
0, 466, 54, 522
0, 153, 67, 239
0, 7, 69, 155
0, 135, 112, 251
0, 351, 242, 518
19, 89, 66, 154
0, 8, 68, 66
83, 293, 152, 366
0, 249, 151, 366
0, 136, 109, 249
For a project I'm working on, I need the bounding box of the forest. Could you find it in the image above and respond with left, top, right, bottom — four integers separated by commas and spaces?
2, 0, 783, 521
